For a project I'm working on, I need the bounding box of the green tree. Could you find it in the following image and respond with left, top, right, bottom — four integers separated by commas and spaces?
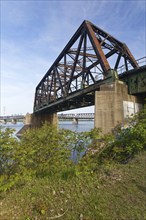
0, 128, 18, 176
99, 105, 146, 163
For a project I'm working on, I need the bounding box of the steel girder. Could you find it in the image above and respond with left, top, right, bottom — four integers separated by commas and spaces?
34, 20, 139, 112
120, 64, 146, 95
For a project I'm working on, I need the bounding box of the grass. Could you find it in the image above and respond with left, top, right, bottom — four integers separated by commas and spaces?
0, 151, 146, 220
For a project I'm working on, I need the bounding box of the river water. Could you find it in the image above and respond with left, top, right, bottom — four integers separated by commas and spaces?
1, 120, 94, 162
0, 120, 94, 135
59, 120, 94, 132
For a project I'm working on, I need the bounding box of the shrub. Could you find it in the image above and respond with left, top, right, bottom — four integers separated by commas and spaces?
0, 105, 145, 191
98, 106, 146, 163
0, 123, 90, 191
0, 128, 18, 176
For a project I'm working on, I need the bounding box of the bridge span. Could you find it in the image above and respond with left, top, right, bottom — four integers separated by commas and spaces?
58, 113, 94, 120
0, 115, 25, 124
24, 20, 146, 133
0, 113, 94, 124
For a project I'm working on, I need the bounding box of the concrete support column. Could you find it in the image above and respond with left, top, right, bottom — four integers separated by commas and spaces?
25, 112, 58, 128
94, 81, 142, 134
11, 118, 17, 124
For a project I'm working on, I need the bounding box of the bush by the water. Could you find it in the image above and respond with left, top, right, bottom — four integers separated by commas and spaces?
98, 105, 146, 163
0, 106, 146, 192
0, 124, 90, 191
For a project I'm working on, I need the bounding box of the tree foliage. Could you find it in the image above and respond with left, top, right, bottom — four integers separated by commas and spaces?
0, 128, 18, 176
0, 106, 146, 191
0, 123, 89, 191
96, 105, 146, 163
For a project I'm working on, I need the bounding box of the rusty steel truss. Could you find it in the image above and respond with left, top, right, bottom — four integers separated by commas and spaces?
34, 20, 139, 112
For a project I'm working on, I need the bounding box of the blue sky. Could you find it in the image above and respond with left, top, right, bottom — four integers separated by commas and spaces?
0, 0, 145, 116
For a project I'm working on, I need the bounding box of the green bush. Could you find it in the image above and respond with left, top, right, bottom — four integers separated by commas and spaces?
0, 123, 90, 191
98, 106, 146, 163
0, 128, 18, 176
0, 106, 145, 191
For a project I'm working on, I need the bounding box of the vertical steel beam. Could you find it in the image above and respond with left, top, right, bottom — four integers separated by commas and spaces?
67, 33, 84, 91
56, 67, 65, 97
114, 53, 122, 70
124, 57, 128, 71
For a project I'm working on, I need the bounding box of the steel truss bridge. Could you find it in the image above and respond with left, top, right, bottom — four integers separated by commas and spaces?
34, 20, 146, 114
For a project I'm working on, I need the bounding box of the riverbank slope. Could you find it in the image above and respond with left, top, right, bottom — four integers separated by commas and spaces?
0, 151, 145, 220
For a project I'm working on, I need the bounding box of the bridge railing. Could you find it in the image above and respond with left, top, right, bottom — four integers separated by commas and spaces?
58, 113, 94, 119
0, 115, 25, 120
117, 56, 146, 75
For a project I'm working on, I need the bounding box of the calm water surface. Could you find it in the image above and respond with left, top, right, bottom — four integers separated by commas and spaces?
1, 120, 93, 162
59, 120, 94, 132
1, 120, 94, 134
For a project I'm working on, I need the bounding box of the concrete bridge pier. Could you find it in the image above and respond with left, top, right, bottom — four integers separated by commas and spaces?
73, 117, 78, 124
11, 118, 17, 124
16, 112, 57, 138
94, 80, 143, 134
25, 112, 58, 128
3, 119, 7, 124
